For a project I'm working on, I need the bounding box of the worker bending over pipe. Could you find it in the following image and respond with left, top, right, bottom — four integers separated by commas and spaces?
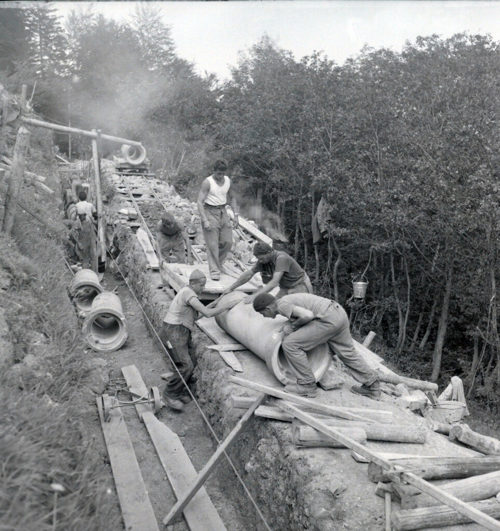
161, 269, 239, 411
223, 242, 313, 303
252, 292, 381, 399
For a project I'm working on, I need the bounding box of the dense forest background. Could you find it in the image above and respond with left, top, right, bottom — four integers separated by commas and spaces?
1, 4, 499, 408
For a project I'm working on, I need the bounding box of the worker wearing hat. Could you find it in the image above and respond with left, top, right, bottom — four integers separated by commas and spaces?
223, 242, 313, 302
160, 270, 239, 411
157, 211, 192, 265
252, 292, 381, 399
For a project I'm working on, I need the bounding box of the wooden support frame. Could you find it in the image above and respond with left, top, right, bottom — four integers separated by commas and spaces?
277, 401, 500, 531
163, 393, 266, 526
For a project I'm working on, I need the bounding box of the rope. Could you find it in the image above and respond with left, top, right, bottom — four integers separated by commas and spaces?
104, 248, 272, 530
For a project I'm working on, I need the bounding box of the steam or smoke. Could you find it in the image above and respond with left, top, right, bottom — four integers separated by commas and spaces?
246, 204, 288, 243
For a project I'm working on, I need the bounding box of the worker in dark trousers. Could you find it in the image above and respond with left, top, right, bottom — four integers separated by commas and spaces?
223, 242, 313, 302
197, 160, 239, 280
156, 212, 192, 264
252, 292, 381, 399
160, 269, 239, 411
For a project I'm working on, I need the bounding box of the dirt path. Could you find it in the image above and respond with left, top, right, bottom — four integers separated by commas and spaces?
98, 272, 250, 530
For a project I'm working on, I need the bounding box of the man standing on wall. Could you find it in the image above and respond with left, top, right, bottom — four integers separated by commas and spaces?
197, 160, 239, 281
223, 242, 313, 301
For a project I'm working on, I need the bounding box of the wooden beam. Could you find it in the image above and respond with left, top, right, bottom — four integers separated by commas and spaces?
22, 116, 143, 147
226, 209, 273, 246
2, 126, 30, 234
96, 397, 159, 531
136, 228, 160, 270
369, 456, 500, 483
163, 394, 265, 526
450, 424, 500, 455
91, 132, 106, 265
391, 499, 500, 531
207, 343, 247, 352
229, 376, 375, 423
142, 412, 226, 531
277, 401, 500, 531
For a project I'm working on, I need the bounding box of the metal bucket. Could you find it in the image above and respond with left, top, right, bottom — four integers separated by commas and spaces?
353, 280, 368, 299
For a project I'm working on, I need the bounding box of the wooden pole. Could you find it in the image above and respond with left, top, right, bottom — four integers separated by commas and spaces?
392, 499, 500, 531
91, 130, 106, 267
369, 456, 500, 483
162, 394, 265, 525
22, 116, 143, 147
2, 126, 30, 234
1, 93, 9, 154
384, 491, 392, 531
277, 402, 500, 530
229, 376, 375, 423
20, 84, 27, 112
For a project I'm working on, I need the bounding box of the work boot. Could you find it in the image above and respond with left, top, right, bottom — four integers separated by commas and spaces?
284, 382, 318, 398
163, 395, 184, 412
351, 380, 381, 400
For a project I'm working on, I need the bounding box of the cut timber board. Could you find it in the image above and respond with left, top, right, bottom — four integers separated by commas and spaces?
217, 351, 243, 372
226, 209, 273, 246
207, 344, 248, 352
96, 398, 159, 531
136, 227, 159, 270
121, 365, 154, 419
142, 412, 226, 531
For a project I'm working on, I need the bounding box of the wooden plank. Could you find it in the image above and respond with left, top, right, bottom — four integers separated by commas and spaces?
278, 402, 500, 531
229, 376, 375, 423
163, 394, 265, 525
160, 263, 184, 292
227, 210, 273, 246
142, 412, 226, 531
207, 343, 247, 352
217, 350, 243, 372
96, 398, 159, 531
137, 227, 160, 270
121, 365, 153, 419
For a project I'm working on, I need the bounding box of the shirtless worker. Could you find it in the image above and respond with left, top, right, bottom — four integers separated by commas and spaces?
252, 292, 381, 399
161, 269, 239, 411
223, 242, 313, 302
197, 160, 239, 281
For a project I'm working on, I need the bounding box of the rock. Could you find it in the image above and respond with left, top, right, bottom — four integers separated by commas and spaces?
23, 353, 38, 368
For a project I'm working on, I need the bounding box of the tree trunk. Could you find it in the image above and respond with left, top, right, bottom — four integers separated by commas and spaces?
397, 256, 411, 354
419, 294, 438, 351
431, 264, 453, 382
390, 252, 404, 350
2, 126, 31, 235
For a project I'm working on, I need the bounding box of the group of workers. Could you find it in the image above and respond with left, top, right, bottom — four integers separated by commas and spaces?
160, 159, 381, 411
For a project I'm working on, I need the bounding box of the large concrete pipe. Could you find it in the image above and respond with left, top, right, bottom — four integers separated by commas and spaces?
215, 292, 331, 384
82, 292, 128, 352
121, 144, 147, 166
69, 269, 103, 316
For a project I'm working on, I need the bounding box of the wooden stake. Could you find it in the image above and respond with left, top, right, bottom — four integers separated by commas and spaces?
2, 126, 30, 234
385, 491, 392, 531
162, 393, 265, 526
91, 131, 106, 266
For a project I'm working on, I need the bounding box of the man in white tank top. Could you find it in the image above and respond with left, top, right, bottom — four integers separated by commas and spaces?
197, 160, 239, 280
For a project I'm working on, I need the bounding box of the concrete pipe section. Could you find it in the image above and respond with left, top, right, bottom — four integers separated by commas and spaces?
215, 292, 330, 384
82, 292, 128, 352
121, 144, 147, 166
69, 269, 103, 316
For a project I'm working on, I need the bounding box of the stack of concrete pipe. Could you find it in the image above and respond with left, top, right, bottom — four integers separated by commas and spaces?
69, 269, 103, 317
69, 270, 128, 352
215, 291, 330, 384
